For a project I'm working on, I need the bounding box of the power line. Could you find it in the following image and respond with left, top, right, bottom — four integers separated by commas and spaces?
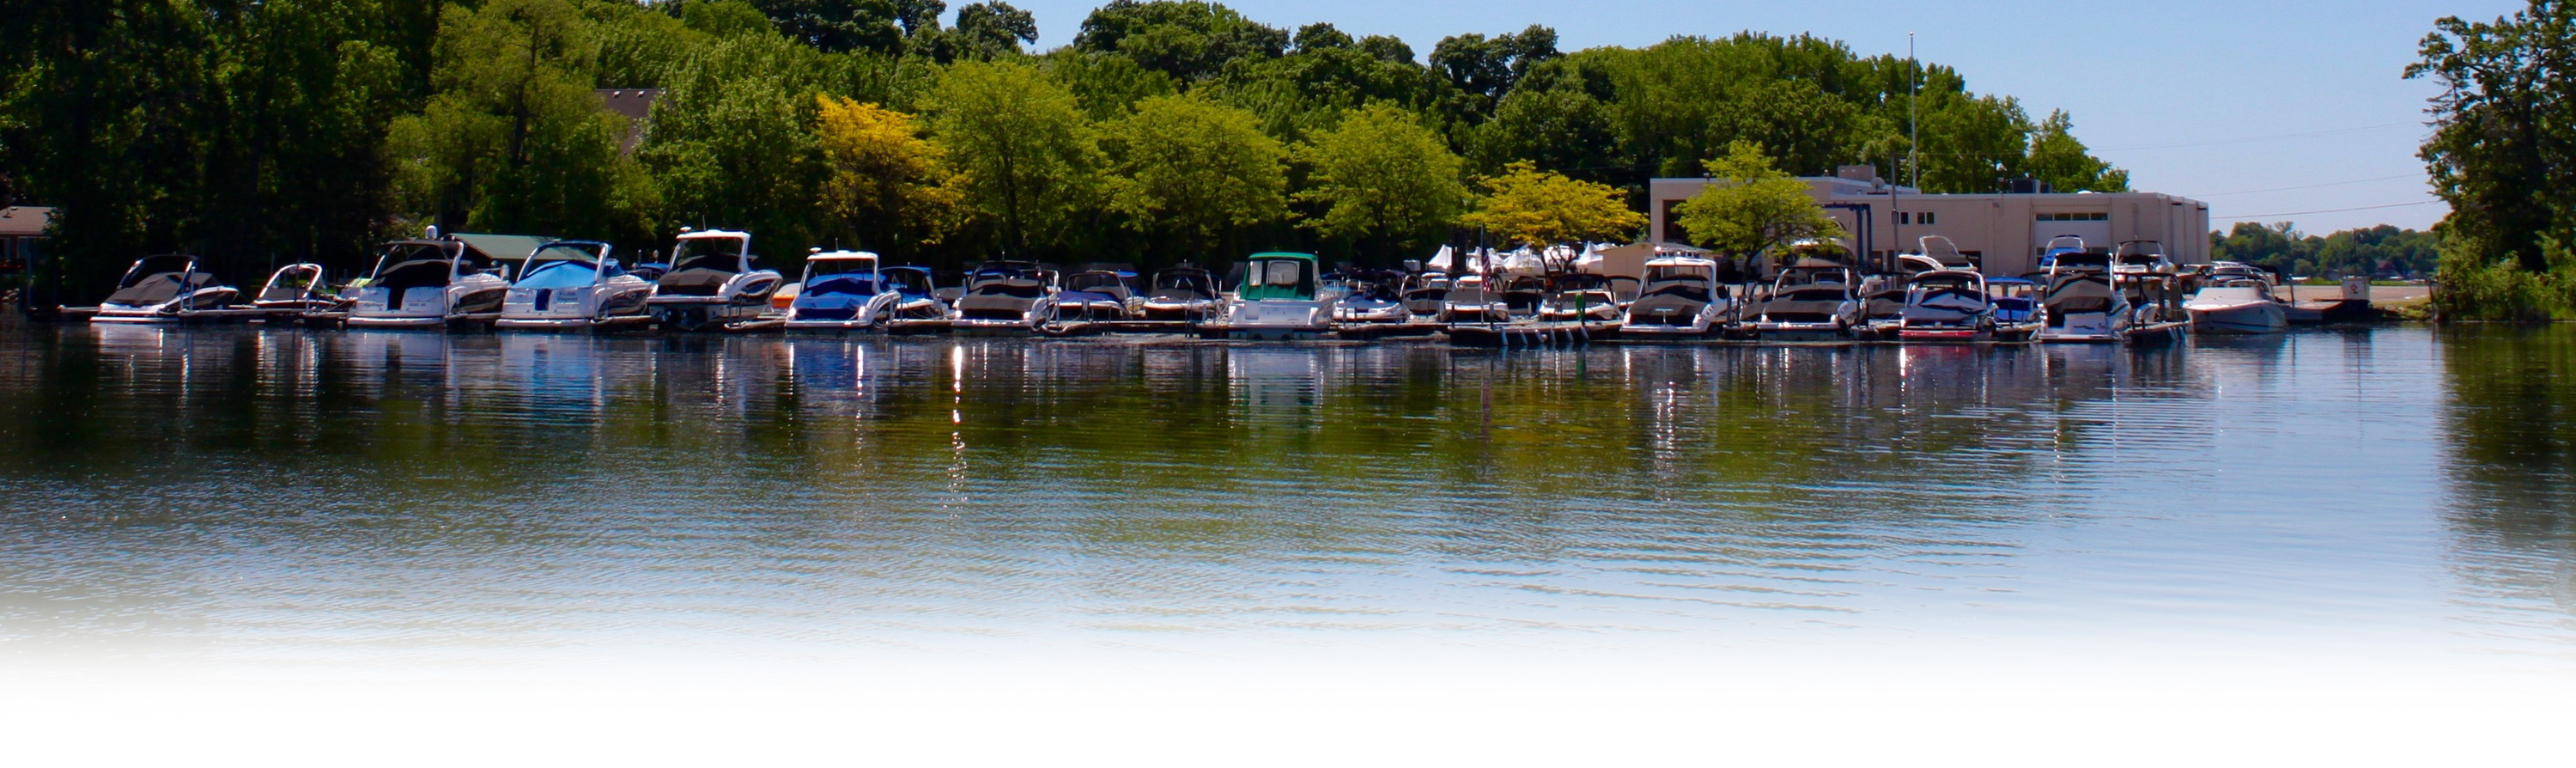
2188, 174, 2423, 198
2099, 122, 2416, 152
2215, 199, 2444, 221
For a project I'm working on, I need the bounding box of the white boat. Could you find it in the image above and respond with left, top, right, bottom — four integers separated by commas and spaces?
1750, 256, 1862, 339
2184, 262, 2290, 334
497, 241, 654, 330
347, 233, 513, 329
782, 250, 943, 330
647, 229, 782, 331
1894, 268, 2011, 342
1220, 252, 1335, 339
1537, 273, 1626, 322
1440, 273, 1510, 323
1043, 270, 1141, 323
1331, 270, 1408, 324
249, 263, 341, 315
949, 260, 1054, 333
1621, 255, 1728, 336
1139, 267, 1221, 321
2112, 240, 2192, 344
1399, 271, 1452, 322
92, 254, 242, 323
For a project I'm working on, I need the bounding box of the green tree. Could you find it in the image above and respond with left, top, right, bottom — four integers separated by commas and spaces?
951, 2, 1039, 59
386, 0, 653, 242
1292, 103, 1467, 262
638, 32, 835, 253
927, 59, 1102, 257
1672, 140, 1844, 262
2409, 1, 2576, 318
1102, 94, 1285, 260
1460, 161, 1643, 247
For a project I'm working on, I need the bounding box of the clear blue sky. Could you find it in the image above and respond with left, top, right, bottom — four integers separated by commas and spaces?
981, 0, 2524, 235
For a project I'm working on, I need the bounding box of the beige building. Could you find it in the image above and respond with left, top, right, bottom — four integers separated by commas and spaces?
1648, 169, 2210, 276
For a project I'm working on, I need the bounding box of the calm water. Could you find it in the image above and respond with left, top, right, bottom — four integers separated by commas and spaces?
2, 320, 2573, 685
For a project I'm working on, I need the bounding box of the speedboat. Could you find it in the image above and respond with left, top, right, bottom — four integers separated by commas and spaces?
497, 241, 653, 330
781, 250, 918, 330
950, 260, 1055, 333
249, 263, 342, 315
2184, 262, 2289, 334
1332, 270, 1408, 324
646, 228, 783, 331
1621, 255, 1728, 336
1538, 273, 1624, 322
2036, 236, 2127, 343
1139, 267, 1220, 321
93, 254, 242, 323
1044, 270, 1140, 323
1220, 252, 1336, 339
1750, 256, 1862, 339
347, 233, 513, 329
1895, 268, 1999, 341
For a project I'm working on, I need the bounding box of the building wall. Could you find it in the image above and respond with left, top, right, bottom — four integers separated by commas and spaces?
1649, 179, 2210, 276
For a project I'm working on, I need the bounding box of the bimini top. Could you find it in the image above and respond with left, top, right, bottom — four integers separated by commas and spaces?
808, 249, 880, 263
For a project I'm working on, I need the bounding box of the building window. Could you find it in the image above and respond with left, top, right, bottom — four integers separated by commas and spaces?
2036, 211, 2108, 222
1919, 211, 1937, 225
1895, 211, 1911, 225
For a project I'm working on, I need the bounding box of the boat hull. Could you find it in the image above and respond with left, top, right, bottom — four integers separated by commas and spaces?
2186, 302, 2288, 334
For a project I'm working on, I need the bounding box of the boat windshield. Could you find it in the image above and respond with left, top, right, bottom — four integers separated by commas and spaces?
514, 259, 603, 290
805, 259, 875, 280
671, 238, 746, 273
1258, 260, 1302, 286
119, 255, 197, 287
369, 241, 455, 280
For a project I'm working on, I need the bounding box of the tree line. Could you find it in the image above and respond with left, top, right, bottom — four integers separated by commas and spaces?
2208, 222, 2439, 281
1, 0, 2130, 298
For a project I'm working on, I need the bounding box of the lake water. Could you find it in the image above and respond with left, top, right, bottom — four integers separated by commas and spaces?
3, 320, 2571, 762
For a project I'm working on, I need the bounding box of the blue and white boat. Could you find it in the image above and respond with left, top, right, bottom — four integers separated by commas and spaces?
497, 241, 654, 330
785, 250, 945, 330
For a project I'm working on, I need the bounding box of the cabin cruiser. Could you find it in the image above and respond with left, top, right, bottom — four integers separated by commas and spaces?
1139, 267, 1220, 321
1220, 252, 1335, 339
1332, 270, 1408, 324
782, 250, 939, 330
92, 254, 243, 323
646, 229, 782, 331
1044, 270, 1139, 323
347, 234, 512, 328
1621, 255, 1728, 336
1750, 256, 1863, 338
2036, 236, 2127, 343
1538, 273, 1625, 322
496, 241, 653, 330
950, 260, 1055, 333
249, 263, 342, 315
2183, 262, 2290, 334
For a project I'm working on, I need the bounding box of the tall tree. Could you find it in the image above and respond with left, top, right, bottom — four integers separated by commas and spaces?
1071, 0, 1288, 82
386, 0, 653, 241
1293, 103, 1467, 263
927, 59, 1101, 257
2023, 110, 2129, 192
1101, 94, 1285, 261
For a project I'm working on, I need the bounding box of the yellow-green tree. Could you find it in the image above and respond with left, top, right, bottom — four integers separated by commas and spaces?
815, 95, 965, 259
1293, 103, 1467, 263
1459, 161, 1643, 247
1674, 140, 1844, 260
1101, 94, 1286, 260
